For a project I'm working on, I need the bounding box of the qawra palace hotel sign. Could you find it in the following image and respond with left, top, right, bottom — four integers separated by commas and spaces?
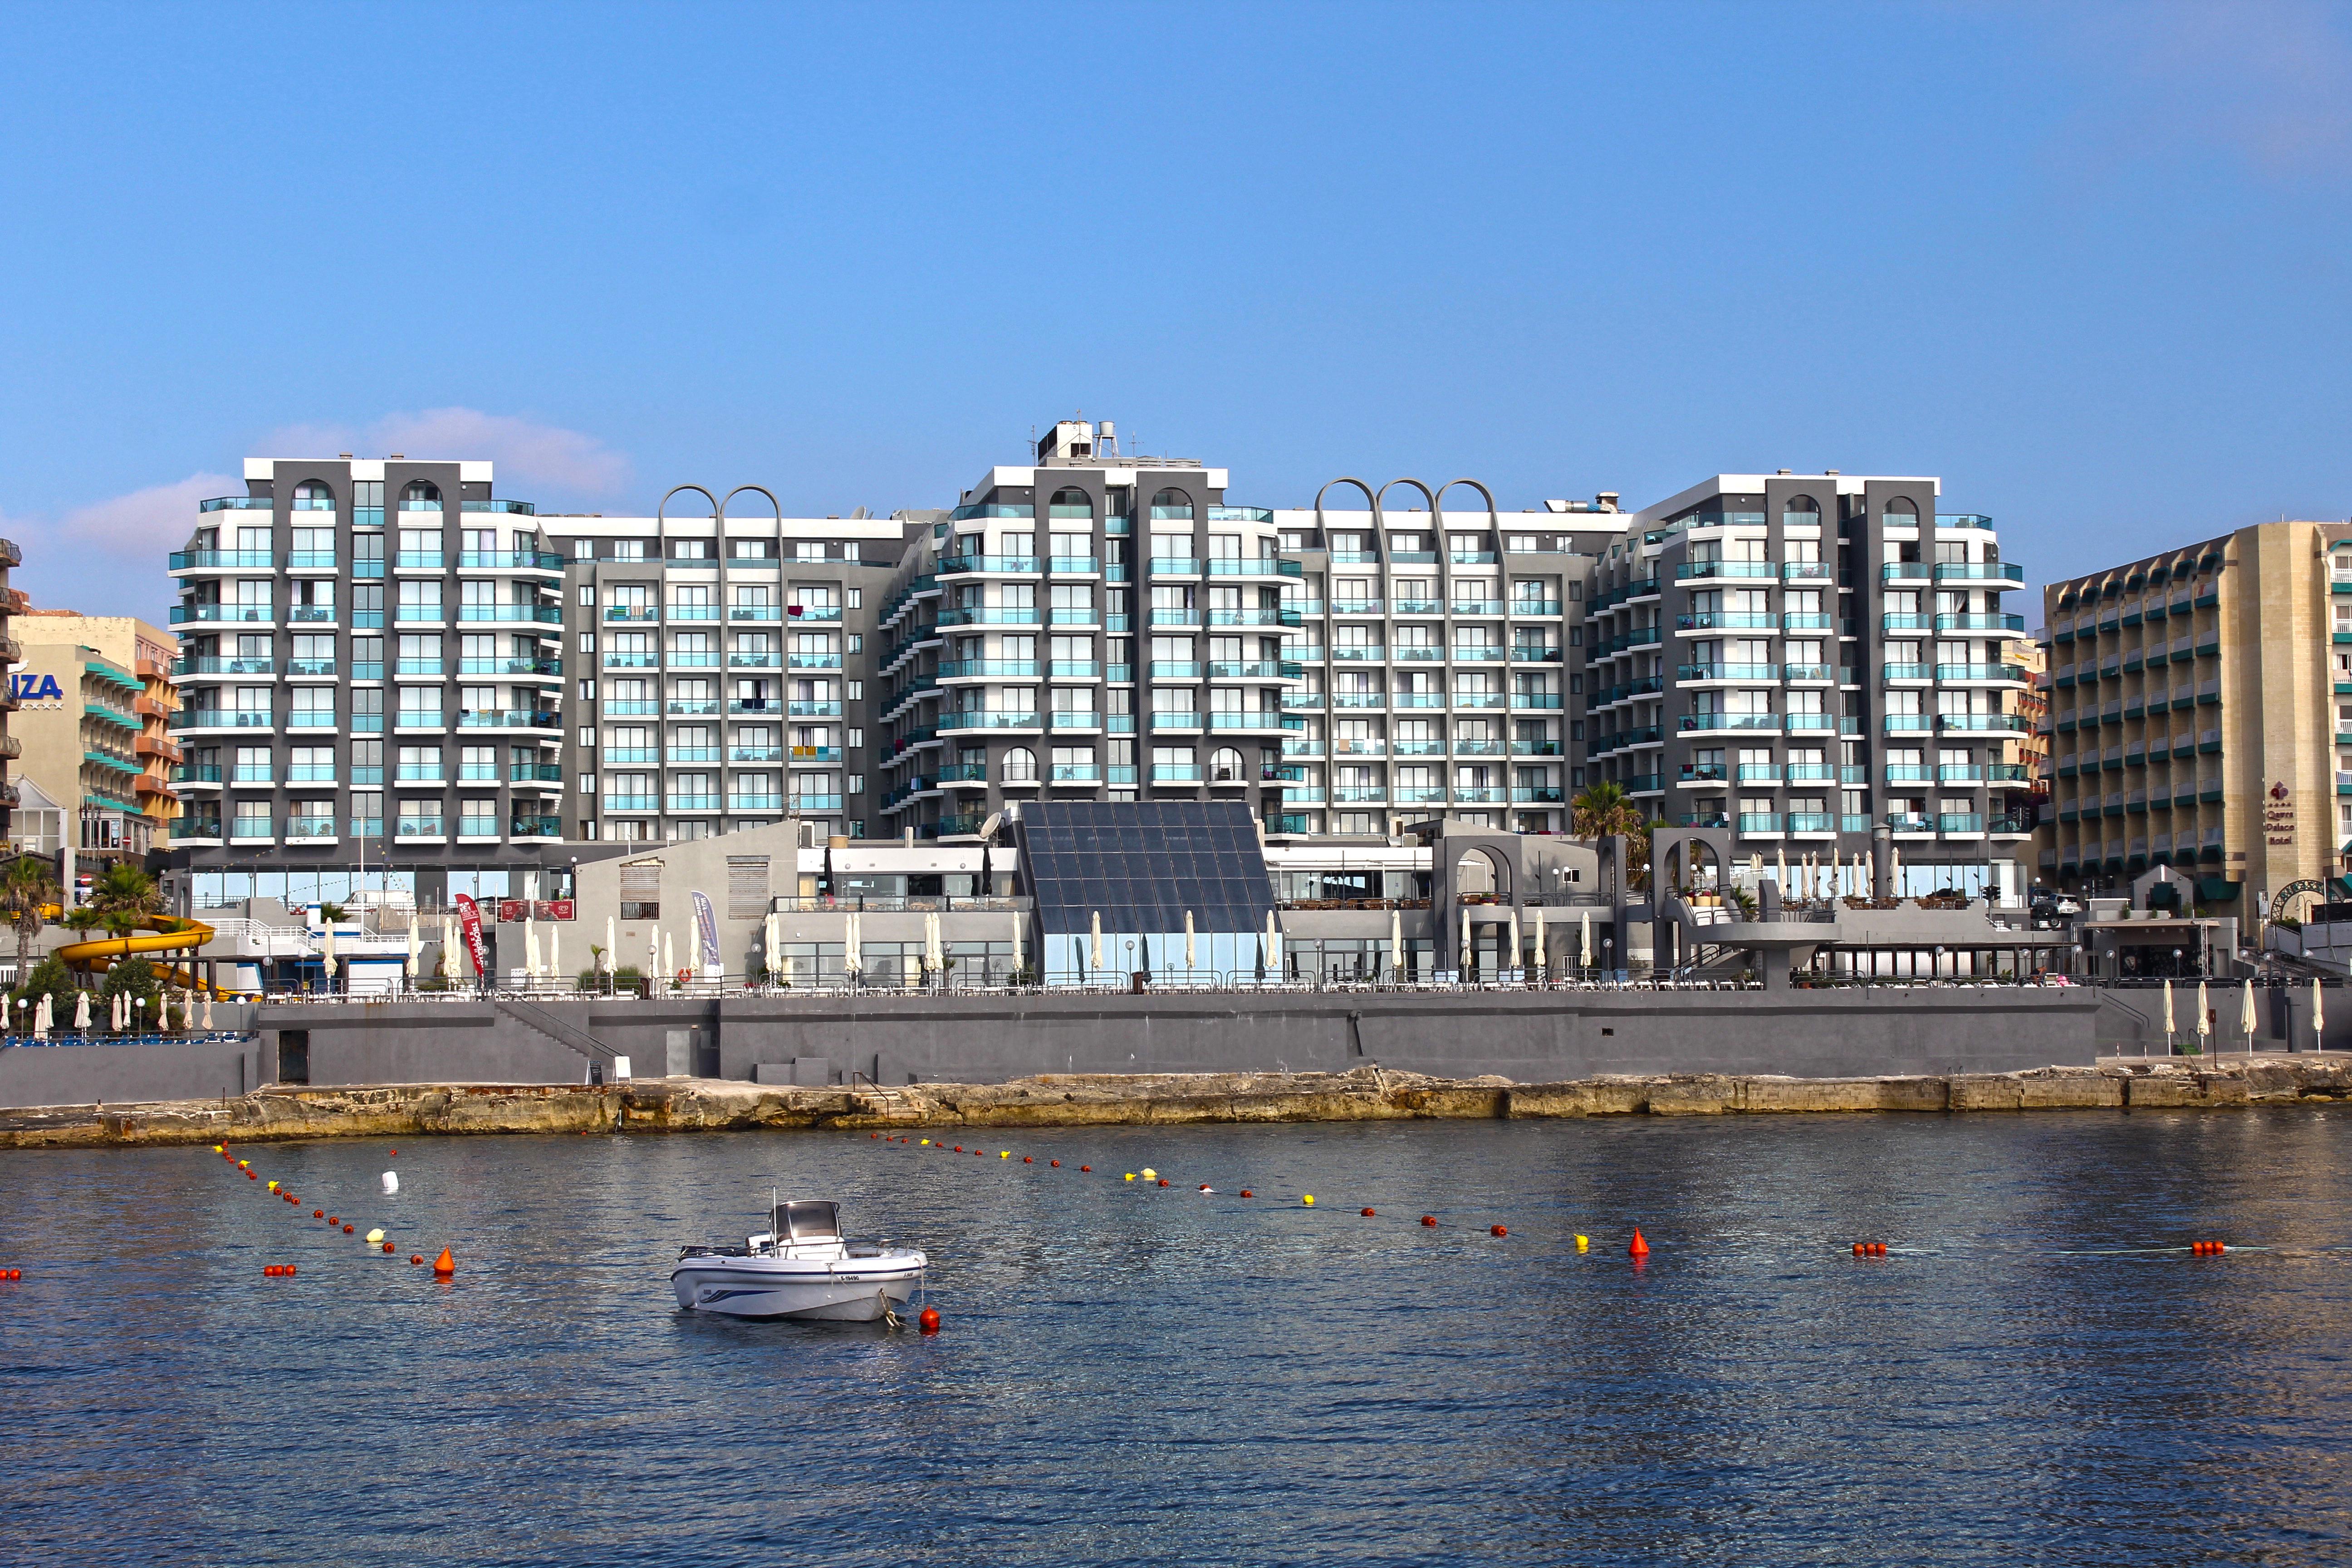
2264, 780, 2296, 849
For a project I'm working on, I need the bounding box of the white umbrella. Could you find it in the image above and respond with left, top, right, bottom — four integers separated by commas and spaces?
2162, 978, 2176, 1041
1390, 906, 1403, 977
445, 914, 461, 979
405, 914, 421, 982
1089, 911, 1103, 972
1749, 853, 1763, 877
841, 911, 856, 980
2196, 980, 2212, 1045
764, 912, 781, 984
1580, 907, 1592, 969
925, 911, 943, 977
74, 991, 90, 1031
1183, 910, 1196, 971
321, 922, 337, 980
1266, 911, 1281, 974
1532, 906, 1545, 980
850, 911, 864, 977
606, 914, 618, 974
1460, 903, 1473, 975
1866, 850, 1877, 898
1776, 846, 1788, 896
2314, 977, 2326, 1050
2241, 979, 2258, 1053
1507, 906, 1521, 976
1890, 846, 1901, 897
201, 991, 212, 1031
1010, 910, 1024, 979
33, 992, 49, 1039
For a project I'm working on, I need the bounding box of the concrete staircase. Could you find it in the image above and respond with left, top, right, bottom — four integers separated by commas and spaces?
495, 995, 616, 1066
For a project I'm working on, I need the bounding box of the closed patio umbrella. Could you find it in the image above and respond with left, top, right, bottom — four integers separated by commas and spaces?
1580, 907, 1592, 970
406, 914, 421, 983
75, 991, 90, 1032
445, 914, 461, 979
2241, 979, 2258, 1053
525, 913, 541, 980
1183, 910, 1196, 972
1089, 911, 1103, 972
1390, 906, 1404, 977
1460, 903, 1473, 976
841, 911, 856, 980
1507, 906, 1521, 977
1890, 846, 1901, 897
2196, 980, 2212, 1046
926, 911, 944, 977
321, 922, 338, 981
2314, 977, 2326, 1050
663, 928, 675, 987
764, 912, 781, 985
1775, 846, 1788, 897
606, 913, 617, 975
1532, 905, 1545, 980
1010, 910, 1024, 980
1267, 910, 1281, 978
2162, 978, 2176, 1046
33, 992, 49, 1039
201, 991, 212, 1031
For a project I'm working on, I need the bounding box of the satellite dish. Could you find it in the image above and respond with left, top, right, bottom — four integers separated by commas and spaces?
980, 813, 1004, 842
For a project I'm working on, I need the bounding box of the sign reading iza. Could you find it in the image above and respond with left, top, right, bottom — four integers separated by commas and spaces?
2265, 779, 2296, 848
9, 673, 63, 701
497, 899, 576, 922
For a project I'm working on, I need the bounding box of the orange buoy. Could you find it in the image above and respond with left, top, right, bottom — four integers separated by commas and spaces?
1240, 1189, 1254, 1198
1629, 1227, 1651, 1258
313, 1210, 323, 1218
287, 1264, 296, 1275
1157, 1179, 1170, 1188
3, 1269, 17, 1280
918, 1306, 941, 1333
1421, 1215, 1436, 1227
382, 1242, 395, 1254
342, 1225, 354, 1235
411, 1254, 423, 1264
1080, 1166, 1091, 1173
1490, 1225, 1508, 1237
1852, 1242, 1866, 1255
1361, 1208, 1376, 1217
1050, 1160, 1060, 1168
1873, 1242, 1888, 1257
247, 1171, 256, 1180
432, 1247, 455, 1277
327, 1216, 338, 1226
954, 1146, 963, 1153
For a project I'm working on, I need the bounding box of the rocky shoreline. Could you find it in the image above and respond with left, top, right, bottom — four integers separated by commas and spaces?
2, 1057, 2350, 1150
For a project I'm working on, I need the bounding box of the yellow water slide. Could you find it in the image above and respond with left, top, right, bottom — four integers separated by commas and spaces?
54, 915, 220, 990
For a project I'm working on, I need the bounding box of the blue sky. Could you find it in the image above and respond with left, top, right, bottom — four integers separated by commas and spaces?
4, 1, 2351, 617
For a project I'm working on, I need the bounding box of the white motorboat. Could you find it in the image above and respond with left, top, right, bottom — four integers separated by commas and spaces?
671, 1199, 926, 1322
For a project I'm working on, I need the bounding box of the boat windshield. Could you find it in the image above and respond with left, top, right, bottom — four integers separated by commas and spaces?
774, 1200, 841, 1242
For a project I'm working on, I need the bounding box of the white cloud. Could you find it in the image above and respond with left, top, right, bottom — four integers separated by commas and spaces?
254, 407, 632, 497
0, 472, 237, 618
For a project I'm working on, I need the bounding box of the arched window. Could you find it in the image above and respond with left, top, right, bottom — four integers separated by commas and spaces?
1048, 487, 1093, 520
402, 480, 443, 511
1882, 498, 1918, 523
292, 480, 336, 511
1001, 746, 1038, 782
1210, 747, 1247, 783
1781, 494, 1820, 523
1151, 488, 1194, 521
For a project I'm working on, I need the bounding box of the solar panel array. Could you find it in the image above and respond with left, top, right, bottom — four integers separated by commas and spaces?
1017, 801, 1274, 937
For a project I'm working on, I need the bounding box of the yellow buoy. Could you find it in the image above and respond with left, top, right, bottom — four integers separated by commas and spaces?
1124, 1173, 1136, 1181
1575, 1235, 1590, 1252
920, 1139, 931, 1146
267, 1181, 279, 1191
1000, 1151, 1009, 1159
1303, 1195, 1316, 1206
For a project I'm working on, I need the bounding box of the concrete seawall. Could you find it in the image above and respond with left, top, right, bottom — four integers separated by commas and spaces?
5, 1057, 2348, 1151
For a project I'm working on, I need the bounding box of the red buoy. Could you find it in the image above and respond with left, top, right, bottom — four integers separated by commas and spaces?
411, 1254, 424, 1265
1080, 1166, 1091, 1173
432, 1247, 456, 1277
1361, 1208, 1376, 1217
342, 1225, 354, 1235
1023, 1156, 1032, 1163
870, 1133, 879, 1140
382, 1242, 395, 1254
953, 1146, 963, 1153
1629, 1228, 1651, 1258
1240, 1190, 1254, 1198
1872, 1242, 1888, 1257
1050, 1160, 1060, 1168
313, 1210, 323, 1218
247, 1171, 256, 1180
1157, 1179, 1170, 1187
1421, 1215, 1436, 1226
917, 1306, 941, 1333
1490, 1225, 1508, 1237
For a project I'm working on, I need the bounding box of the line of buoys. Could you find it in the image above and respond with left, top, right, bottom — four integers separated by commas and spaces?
263, 1264, 297, 1277
2193, 1240, 2227, 1256
1852, 1241, 1888, 1257
0, 1268, 20, 1280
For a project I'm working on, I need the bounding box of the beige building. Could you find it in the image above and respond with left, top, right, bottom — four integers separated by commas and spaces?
13, 610, 181, 886
2041, 521, 2351, 916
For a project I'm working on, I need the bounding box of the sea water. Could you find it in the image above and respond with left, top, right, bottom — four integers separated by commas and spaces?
2, 1110, 2348, 1566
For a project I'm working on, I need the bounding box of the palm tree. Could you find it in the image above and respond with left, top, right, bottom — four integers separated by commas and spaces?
89, 863, 163, 925
1570, 781, 1644, 841
0, 855, 59, 976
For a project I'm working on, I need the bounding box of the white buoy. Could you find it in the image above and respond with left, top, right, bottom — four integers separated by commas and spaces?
381, 1171, 399, 1195
365, 1227, 386, 1244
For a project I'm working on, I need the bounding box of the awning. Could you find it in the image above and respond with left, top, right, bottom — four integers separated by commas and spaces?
2196, 877, 2240, 902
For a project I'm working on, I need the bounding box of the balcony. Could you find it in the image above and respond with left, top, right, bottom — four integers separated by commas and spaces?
1678, 764, 1727, 786
1151, 711, 1205, 731
1048, 711, 1103, 731
727, 795, 787, 813
1880, 562, 1934, 582
1935, 612, 2027, 633
603, 795, 659, 812
1678, 663, 1778, 683
1449, 600, 1504, 616
1148, 558, 1203, 577
1680, 713, 1779, 732
1939, 713, 2031, 732
1882, 613, 1935, 632
175, 656, 276, 676
1510, 600, 1563, 616
170, 605, 273, 625
730, 605, 786, 622
1675, 560, 1776, 581
1152, 764, 1205, 784
1935, 562, 2025, 583
1736, 813, 1784, 836
1938, 813, 1986, 835
606, 605, 661, 623
667, 794, 720, 813
938, 659, 1041, 680
936, 607, 1043, 627
458, 605, 562, 623
1677, 612, 1778, 632
170, 550, 274, 571
1733, 764, 1781, 784
1936, 664, 2029, 684
939, 555, 1040, 575
937, 711, 1042, 731
459, 710, 559, 729
460, 551, 564, 571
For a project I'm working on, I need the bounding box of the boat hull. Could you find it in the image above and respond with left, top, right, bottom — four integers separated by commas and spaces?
671, 1254, 926, 1322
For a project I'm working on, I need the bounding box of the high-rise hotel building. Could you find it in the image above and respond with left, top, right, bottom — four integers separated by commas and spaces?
2041, 520, 2352, 910
162, 433, 2030, 905
1580, 473, 2035, 897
